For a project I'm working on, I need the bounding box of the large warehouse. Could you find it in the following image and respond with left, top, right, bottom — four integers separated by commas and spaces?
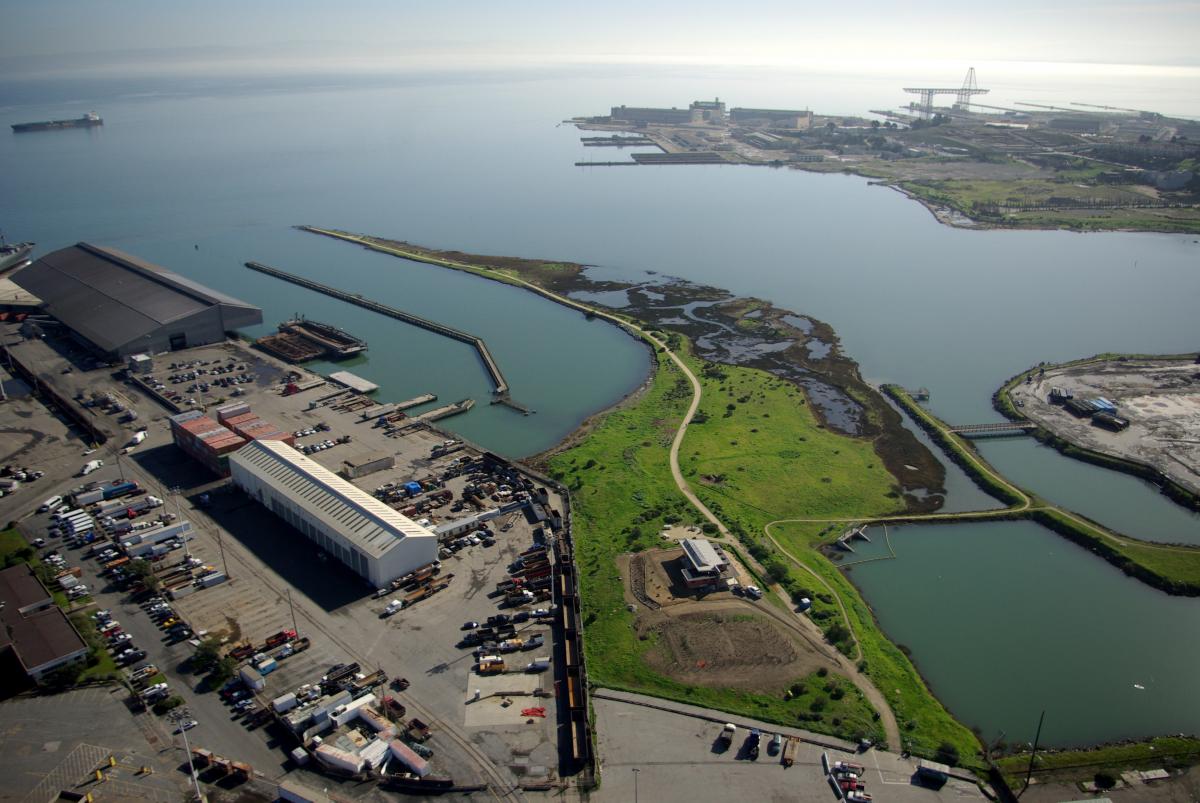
11, 242, 262, 358
229, 439, 438, 588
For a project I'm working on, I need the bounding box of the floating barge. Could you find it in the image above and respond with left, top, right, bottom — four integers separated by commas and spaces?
256, 318, 368, 363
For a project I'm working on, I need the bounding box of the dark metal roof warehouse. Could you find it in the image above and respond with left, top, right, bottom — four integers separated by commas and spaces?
11, 242, 262, 358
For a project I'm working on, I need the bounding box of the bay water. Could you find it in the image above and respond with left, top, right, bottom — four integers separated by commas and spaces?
2, 65, 1198, 743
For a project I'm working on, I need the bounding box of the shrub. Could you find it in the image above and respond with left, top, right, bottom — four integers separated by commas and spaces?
153, 695, 184, 715
935, 741, 961, 767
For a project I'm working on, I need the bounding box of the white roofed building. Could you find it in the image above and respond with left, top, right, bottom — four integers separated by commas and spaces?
229, 439, 437, 587
679, 538, 731, 589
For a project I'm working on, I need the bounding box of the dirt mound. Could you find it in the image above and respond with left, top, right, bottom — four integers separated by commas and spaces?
642, 607, 826, 693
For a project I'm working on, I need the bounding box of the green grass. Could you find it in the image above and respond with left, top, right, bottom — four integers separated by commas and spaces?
548, 353, 883, 743
680, 356, 899, 525
69, 611, 120, 682
0, 527, 33, 563
995, 736, 1200, 787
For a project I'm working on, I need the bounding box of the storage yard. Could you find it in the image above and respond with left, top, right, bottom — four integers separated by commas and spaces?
0, 320, 590, 798
1009, 356, 1200, 500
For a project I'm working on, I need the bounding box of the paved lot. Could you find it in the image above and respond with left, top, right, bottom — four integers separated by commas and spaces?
0, 687, 187, 802
592, 692, 986, 803
0, 333, 568, 795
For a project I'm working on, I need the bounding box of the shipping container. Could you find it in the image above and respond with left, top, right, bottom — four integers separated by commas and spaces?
198, 571, 227, 588
239, 665, 266, 691
272, 692, 298, 713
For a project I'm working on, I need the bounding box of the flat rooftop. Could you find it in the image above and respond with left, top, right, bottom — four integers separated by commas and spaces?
681, 538, 725, 573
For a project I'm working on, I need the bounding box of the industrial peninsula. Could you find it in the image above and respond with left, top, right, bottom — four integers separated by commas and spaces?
574, 71, 1200, 233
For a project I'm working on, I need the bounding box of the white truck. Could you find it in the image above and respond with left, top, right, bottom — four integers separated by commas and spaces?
79, 459, 104, 476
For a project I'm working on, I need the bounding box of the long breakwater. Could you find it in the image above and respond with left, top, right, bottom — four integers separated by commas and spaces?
244, 260, 532, 414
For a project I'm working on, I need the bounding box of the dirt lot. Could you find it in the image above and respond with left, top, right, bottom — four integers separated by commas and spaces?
618, 542, 842, 695
1010, 358, 1200, 498
640, 603, 826, 693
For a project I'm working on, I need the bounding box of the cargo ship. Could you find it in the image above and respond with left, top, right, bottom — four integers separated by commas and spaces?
11, 112, 103, 133
255, 317, 367, 363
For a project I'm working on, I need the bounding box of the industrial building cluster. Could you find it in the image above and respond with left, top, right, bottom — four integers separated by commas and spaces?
609, 98, 815, 129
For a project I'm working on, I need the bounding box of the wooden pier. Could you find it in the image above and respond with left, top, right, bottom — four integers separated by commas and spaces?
244, 261, 532, 413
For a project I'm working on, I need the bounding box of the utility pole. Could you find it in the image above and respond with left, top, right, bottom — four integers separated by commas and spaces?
287, 587, 299, 636
1023, 710, 1046, 794
632, 767, 640, 803
216, 528, 229, 578
168, 709, 204, 801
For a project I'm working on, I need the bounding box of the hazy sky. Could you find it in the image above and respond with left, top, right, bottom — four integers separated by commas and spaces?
3, 0, 1199, 79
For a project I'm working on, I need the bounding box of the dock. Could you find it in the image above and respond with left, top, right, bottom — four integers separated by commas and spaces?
415, 398, 475, 422
244, 261, 532, 414
396, 393, 437, 411
329, 371, 378, 394
581, 135, 656, 147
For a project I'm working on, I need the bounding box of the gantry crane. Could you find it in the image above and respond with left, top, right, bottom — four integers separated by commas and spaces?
903, 67, 989, 118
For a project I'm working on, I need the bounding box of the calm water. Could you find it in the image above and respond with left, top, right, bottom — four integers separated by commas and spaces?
2, 66, 1198, 743
849, 521, 1200, 746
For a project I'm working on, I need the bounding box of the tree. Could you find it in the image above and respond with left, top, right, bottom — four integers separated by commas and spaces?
935, 741, 961, 767
764, 559, 789, 584
128, 559, 161, 592
192, 637, 222, 674
40, 662, 85, 689
210, 656, 238, 687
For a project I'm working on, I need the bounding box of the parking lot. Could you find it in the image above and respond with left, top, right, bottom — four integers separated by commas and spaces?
0, 686, 190, 802
592, 692, 986, 803
1, 332, 570, 793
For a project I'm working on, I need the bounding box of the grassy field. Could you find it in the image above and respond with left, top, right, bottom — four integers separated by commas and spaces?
548, 354, 883, 743
896, 178, 1200, 233
679, 356, 900, 529
547, 343, 991, 753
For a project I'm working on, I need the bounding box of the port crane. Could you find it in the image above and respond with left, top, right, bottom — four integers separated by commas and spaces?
903, 67, 988, 118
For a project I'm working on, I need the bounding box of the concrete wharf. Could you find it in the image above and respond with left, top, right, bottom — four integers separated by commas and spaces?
244, 261, 530, 413
396, 393, 437, 411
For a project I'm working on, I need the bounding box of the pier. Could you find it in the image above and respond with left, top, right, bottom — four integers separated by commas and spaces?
244, 261, 532, 412
581, 135, 656, 147
416, 398, 476, 422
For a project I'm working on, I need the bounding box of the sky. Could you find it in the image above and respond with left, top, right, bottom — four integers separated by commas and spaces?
2, 0, 1199, 80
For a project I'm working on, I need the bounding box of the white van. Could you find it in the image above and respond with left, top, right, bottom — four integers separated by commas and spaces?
80, 459, 104, 476
37, 495, 63, 513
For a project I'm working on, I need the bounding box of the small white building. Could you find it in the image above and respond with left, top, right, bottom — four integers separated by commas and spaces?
229, 439, 437, 587
679, 538, 730, 589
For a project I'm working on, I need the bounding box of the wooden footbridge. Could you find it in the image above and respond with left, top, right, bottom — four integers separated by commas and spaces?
947, 421, 1038, 437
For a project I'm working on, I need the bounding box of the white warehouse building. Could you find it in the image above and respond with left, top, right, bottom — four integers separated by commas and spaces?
229, 439, 437, 587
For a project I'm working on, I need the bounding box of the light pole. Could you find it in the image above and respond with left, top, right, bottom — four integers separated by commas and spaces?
168, 708, 203, 801
632, 767, 640, 803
